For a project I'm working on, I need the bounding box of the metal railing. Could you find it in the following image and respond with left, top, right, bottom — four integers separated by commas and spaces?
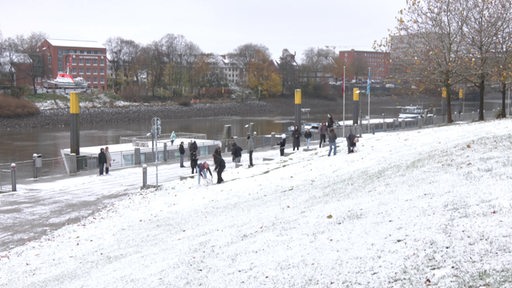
0, 109, 504, 190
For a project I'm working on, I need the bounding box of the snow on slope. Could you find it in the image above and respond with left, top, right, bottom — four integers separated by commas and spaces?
1, 119, 511, 288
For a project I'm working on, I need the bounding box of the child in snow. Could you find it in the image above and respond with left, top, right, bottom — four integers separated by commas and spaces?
277, 134, 286, 156
197, 161, 212, 184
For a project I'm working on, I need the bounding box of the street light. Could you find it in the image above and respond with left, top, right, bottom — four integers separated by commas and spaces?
367, 67, 371, 133
342, 65, 346, 137
151, 117, 161, 187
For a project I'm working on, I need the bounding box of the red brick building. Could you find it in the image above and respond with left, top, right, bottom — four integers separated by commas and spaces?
338, 50, 390, 81
38, 39, 107, 90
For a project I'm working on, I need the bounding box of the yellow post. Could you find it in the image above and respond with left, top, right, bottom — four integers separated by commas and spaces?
69, 92, 80, 158
294, 89, 302, 104
353, 88, 360, 125
70, 92, 80, 114
353, 88, 360, 101
294, 89, 302, 127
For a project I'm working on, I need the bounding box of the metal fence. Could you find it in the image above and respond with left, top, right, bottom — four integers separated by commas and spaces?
0, 109, 504, 191
0, 139, 222, 189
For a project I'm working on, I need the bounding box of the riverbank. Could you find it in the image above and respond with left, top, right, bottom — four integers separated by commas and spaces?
0, 100, 276, 131
0, 96, 356, 131
0, 93, 459, 132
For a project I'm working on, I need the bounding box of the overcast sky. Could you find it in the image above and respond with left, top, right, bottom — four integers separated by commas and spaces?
1, 0, 406, 59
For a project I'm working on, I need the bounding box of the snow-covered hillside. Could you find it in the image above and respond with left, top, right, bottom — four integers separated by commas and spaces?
1, 119, 511, 288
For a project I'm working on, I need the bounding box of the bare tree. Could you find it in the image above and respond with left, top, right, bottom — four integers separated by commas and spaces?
462, 0, 512, 120
396, 0, 468, 123
0, 32, 47, 94
277, 49, 299, 96
492, 0, 512, 118
105, 37, 141, 94
300, 47, 336, 84
158, 34, 202, 97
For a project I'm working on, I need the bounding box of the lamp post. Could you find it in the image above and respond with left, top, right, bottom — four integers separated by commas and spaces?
508, 85, 511, 117
367, 67, 371, 133
343, 65, 346, 137
152, 117, 161, 187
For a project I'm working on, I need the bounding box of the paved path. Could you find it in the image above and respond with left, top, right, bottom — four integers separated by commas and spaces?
0, 160, 204, 252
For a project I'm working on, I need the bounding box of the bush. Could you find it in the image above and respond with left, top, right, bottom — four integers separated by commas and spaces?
119, 86, 146, 102
9, 86, 31, 98
0, 93, 40, 117
495, 108, 506, 119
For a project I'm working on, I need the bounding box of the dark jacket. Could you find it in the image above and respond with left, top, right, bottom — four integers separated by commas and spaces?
189, 141, 198, 152
347, 133, 357, 147
179, 143, 185, 155
319, 123, 327, 135
98, 151, 107, 165
213, 152, 225, 171
328, 129, 337, 143
231, 143, 242, 158
327, 116, 334, 128
304, 130, 312, 139
292, 128, 301, 140
278, 138, 286, 149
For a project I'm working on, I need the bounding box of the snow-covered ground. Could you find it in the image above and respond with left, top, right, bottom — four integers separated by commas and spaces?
1, 119, 512, 288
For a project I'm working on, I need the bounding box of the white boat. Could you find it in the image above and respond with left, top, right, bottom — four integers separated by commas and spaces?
287, 122, 321, 132
398, 106, 432, 119
43, 56, 88, 89
44, 72, 88, 89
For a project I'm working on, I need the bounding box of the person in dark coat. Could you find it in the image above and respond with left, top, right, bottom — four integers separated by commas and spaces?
291, 125, 301, 151
247, 134, 255, 167
277, 134, 286, 156
327, 113, 335, 128
231, 142, 242, 164
98, 148, 107, 176
179, 141, 186, 168
319, 122, 327, 148
189, 141, 198, 174
304, 128, 312, 149
347, 133, 358, 154
213, 147, 225, 184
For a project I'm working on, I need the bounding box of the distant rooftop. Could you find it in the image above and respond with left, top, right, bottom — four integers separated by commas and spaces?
47, 39, 105, 49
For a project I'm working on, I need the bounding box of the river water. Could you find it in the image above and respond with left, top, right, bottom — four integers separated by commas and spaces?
0, 116, 296, 164
0, 94, 503, 165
